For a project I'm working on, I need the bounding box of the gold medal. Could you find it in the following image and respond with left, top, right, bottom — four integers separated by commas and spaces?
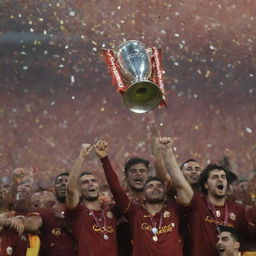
52, 228, 61, 236
152, 235, 158, 241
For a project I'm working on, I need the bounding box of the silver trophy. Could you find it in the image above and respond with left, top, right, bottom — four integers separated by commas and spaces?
116, 40, 162, 113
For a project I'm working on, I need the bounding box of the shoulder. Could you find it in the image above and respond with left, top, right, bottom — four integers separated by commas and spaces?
37, 208, 54, 219
65, 202, 83, 218
227, 200, 246, 212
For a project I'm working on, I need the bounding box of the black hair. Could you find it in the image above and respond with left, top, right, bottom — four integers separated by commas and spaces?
218, 226, 239, 241
124, 157, 149, 177
180, 159, 197, 170
199, 164, 229, 194
80, 171, 93, 177
144, 176, 165, 188
55, 172, 69, 184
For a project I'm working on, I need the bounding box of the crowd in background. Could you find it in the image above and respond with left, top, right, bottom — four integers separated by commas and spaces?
0, 122, 255, 256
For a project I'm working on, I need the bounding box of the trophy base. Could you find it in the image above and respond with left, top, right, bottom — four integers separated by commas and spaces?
123, 81, 163, 113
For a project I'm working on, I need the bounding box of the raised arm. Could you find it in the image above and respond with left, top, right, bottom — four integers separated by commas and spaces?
8, 168, 26, 205
94, 140, 131, 213
66, 144, 92, 209
158, 137, 194, 205
149, 121, 171, 184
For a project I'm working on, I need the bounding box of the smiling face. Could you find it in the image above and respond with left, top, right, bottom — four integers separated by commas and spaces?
80, 174, 99, 201
181, 161, 201, 185
126, 163, 149, 192
217, 231, 240, 256
144, 180, 165, 204
204, 169, 228, 199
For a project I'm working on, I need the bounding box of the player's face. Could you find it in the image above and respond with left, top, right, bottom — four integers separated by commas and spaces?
80, 174, 99, 201
55, 174, 69, 200
181, 161, 201, 185
31, 192, 44, 210
144, 180, 165, 204
216, 231, 240, 256
126, 163, 149, 192
205, 170, 228, 198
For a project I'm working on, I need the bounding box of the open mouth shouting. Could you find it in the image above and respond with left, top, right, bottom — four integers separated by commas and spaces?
217, 246, 226, 255
134, 177, 144, 184
217, 184, 224, 190
88, 187, 97, 193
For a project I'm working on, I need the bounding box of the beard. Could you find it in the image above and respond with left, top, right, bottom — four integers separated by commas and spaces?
56, 195, 66, 203
146, 197, 165, 204
83, 195, 99, 201
214, 194, 225, 199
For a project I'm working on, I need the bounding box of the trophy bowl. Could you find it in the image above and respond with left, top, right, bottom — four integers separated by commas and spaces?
122, 80, 163, 113
116, 40, 163, 113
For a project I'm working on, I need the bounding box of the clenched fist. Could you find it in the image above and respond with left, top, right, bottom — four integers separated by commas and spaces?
157, 137, 173, 151
12, 168, 25, 185
79, 144, 92, 158
94, 140, 108, 159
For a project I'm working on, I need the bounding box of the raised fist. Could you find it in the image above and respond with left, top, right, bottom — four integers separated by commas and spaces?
79, 144, 92, 158
12, 168, 25, 185
158, 137, 173, 151
94, 140, 108, 159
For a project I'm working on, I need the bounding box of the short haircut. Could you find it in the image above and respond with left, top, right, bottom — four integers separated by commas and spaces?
144, 176, 165, 188
55, 172, 69, 184
218, 226, 239, 241
180, 159, 197, 170
80, 171, 93, 177
124, 157, 149, 177
199, 164, 229, 194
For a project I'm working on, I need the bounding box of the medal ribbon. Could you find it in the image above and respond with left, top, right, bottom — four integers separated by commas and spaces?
208, 201, 229, 233
88, 208, 108, 237
149, 209, 164, 236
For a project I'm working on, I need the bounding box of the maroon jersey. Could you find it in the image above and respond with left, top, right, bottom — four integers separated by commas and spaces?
39, 208, 77, 256
0, 212, 39, 256
0, 228, 28, 256
65, 203, 118, 256
100, 156, 188, 256
247, 206, 256, 226
188, 193, 249, 256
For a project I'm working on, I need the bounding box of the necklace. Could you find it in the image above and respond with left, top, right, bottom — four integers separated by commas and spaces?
88, 208, 109, 240
208, 201, 229, 233
149, 209, 163, 242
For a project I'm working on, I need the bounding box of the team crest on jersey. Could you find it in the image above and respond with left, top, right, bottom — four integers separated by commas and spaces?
52, 228, 61, 236
163, 210, 170, 218
229, 212, 236, 220
107, 211, 113, 219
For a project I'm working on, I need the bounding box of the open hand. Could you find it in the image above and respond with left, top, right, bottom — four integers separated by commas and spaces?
9, 217, 24, 236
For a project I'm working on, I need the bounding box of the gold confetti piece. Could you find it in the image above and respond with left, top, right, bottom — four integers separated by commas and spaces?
205, 70, 211, 78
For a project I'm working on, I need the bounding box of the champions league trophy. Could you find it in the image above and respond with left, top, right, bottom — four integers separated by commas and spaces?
102, 40, 166, 113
